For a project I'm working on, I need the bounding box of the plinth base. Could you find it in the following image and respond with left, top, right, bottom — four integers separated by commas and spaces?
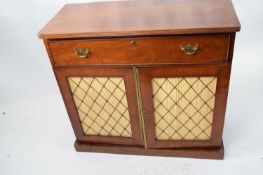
74, 141, 224, 159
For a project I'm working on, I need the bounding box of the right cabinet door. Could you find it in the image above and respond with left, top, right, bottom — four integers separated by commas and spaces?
140, 65, 231, 148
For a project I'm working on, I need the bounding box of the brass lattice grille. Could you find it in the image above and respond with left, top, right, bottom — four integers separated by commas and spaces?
68, 77, 132, 137
152, 77, 217, 140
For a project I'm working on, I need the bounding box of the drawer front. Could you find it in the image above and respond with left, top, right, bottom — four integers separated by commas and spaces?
49, 35, 230, 66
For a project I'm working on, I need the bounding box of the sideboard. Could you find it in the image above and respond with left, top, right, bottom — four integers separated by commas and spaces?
38, 0, 240, 159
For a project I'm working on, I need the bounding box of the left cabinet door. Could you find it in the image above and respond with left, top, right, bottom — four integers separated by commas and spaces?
54, 67, 143, 146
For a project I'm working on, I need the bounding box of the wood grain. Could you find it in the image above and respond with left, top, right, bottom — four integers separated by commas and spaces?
38, 0, 240, 39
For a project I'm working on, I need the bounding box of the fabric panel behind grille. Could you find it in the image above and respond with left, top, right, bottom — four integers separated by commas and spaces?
152, 77, 217, 140
68, 77, 132, 137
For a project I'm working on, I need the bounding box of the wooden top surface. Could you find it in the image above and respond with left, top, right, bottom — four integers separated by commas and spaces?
38, 0, 240, 39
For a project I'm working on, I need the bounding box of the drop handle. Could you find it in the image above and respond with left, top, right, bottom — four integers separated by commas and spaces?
74, 48, 90, 58
180, 44, 199, 55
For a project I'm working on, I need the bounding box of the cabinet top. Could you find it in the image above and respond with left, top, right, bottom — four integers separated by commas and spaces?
38, 0, 240, 39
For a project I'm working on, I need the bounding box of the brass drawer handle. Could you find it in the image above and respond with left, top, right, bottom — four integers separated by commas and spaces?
180, 44, 199, 55
74, 48, 90, 58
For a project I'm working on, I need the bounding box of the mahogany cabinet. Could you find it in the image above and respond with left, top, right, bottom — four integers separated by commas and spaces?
39, 0, 240, 159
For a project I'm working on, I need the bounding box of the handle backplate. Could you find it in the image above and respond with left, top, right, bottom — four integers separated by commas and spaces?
180, 44, 199, 55
74, 48, 90, 58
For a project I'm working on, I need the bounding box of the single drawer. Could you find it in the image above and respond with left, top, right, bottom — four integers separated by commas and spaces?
49, 35, 230, 65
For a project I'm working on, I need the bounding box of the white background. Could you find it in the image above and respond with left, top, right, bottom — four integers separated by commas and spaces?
0, 0, 263, 174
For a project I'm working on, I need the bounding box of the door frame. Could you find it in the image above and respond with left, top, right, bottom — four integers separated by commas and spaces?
139, 65, 231, 148
54, 66, 143, 146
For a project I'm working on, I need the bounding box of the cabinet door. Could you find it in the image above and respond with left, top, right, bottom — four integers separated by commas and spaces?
140, 65, 230, 148
55, 67, 143, 146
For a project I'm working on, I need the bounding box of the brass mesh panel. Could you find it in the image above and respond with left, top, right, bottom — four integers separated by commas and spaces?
152, 77, 217, 140
68, 77, 132, 137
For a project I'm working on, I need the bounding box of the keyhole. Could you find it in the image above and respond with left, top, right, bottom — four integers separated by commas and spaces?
130, 40, 136, 46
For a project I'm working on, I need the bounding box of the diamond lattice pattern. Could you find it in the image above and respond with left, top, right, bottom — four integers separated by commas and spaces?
152, 77, 217, 140
68, 77, 132, 137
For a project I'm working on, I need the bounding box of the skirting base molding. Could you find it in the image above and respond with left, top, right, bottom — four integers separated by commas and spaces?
74, 140, 224, 159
